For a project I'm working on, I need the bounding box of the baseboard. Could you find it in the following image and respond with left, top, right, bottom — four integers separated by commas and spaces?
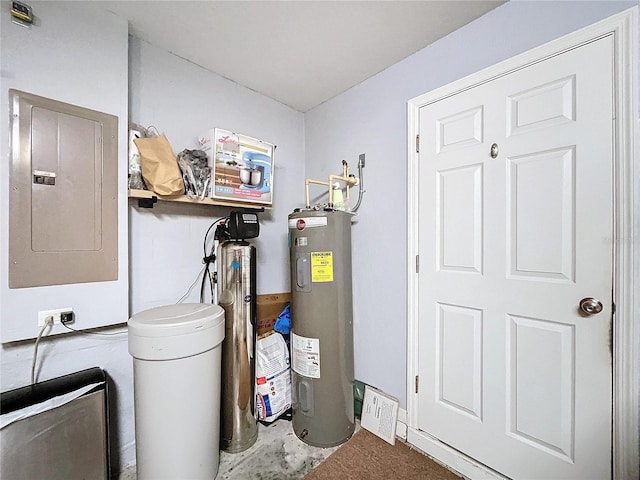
396, 408, 407, 441
407, 427, 507, 480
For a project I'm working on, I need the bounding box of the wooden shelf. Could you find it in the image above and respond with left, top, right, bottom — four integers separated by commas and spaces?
127, 189, 271, 209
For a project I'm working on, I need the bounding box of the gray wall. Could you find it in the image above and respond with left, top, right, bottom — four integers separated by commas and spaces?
304, 0, 638, 408
128, 37, 304, 314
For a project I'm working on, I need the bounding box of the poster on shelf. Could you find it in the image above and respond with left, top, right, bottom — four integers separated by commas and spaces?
199, 128, 275, 205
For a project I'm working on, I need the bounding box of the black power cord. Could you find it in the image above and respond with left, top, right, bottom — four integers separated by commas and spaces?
60, 320, 126, 336
200, 216, 228, 303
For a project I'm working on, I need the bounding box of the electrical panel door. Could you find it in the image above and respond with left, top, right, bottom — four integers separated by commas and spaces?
9, 90, 118, 288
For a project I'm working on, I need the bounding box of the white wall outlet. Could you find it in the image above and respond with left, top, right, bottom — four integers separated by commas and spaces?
38, 308, 73, 327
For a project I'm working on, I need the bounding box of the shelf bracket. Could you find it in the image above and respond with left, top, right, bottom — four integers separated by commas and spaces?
138, 196, 158, 208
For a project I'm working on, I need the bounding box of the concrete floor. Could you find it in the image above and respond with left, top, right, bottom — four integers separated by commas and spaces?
118, 419, 347, 480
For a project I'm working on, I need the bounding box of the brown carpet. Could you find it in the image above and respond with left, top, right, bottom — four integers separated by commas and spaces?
304, 429, 462, 480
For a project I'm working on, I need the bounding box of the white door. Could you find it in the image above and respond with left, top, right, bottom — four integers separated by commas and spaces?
417, 36, 613, 480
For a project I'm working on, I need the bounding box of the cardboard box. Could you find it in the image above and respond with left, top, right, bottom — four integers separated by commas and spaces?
257, 293, 291, 337
198, 128, 275, 206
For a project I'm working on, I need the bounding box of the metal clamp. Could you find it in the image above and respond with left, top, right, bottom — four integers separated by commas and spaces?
138, 196, 158, 208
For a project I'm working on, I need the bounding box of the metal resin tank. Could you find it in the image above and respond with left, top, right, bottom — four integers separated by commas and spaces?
218, 241, 258, 453
288, 209, 355, 447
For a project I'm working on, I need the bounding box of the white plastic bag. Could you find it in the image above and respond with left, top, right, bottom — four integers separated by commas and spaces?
255, 332, 291, 423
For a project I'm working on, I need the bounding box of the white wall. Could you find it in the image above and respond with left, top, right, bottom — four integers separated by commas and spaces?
128, 37, 304, 314
1, 3, 304, 476
0, 1, 129, 343
304, 0, 639, 408
0, 0, 134, 473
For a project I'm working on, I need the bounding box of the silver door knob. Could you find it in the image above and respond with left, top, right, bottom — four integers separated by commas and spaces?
579, 297, 603, 315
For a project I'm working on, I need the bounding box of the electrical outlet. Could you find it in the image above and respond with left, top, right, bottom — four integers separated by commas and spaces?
38, 308, 73, 327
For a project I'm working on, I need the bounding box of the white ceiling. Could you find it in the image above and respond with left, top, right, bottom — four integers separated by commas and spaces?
97, 1, 506, 112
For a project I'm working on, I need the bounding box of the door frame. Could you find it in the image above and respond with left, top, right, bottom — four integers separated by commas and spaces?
406, 7, 638, 480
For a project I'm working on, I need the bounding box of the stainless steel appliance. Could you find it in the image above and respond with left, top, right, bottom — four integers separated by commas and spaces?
1, 368, 109, 480
217, 211, 260, 453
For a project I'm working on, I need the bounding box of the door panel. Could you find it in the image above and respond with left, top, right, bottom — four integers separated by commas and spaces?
437, 106, 484, 153
507, 147, 575, 281
507, 75, 576, 136
437, 164, 483, 273
437, 303, 483, 420
507, 314, 575, 461
417, 36, 613, 480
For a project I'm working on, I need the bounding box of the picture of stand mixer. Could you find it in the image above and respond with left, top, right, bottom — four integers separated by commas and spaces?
239, 152, 271, 193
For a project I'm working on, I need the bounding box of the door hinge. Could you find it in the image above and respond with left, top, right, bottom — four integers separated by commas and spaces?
416, 134, 420, 153
415, 255, 419, 274
415, 375, 419, 394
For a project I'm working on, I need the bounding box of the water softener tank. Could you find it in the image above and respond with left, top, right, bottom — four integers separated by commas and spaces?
288, 209, 355, 447
218, 241, 258, 453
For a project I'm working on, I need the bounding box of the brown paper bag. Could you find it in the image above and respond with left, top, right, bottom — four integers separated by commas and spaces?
134, 134, 185, 196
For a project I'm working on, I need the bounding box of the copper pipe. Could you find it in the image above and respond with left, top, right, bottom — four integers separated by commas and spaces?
305, 161, 357, 209
305, 179, 331, 207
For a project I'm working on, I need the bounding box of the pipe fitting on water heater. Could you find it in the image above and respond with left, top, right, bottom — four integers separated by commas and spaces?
303, 155, 365, 212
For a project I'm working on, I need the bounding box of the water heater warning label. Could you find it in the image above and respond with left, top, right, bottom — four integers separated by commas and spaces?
291, 333, 320, 378
311, 251, 333, 282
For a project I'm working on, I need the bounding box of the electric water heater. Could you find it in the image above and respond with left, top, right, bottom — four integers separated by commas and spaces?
288, 209, 355, 447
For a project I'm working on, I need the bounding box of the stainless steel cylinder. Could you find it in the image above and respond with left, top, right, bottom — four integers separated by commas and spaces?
288, 209, 355, 447
218, 241, 258, 453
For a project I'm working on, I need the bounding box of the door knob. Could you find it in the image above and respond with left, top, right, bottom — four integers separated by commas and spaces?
579, 297, 603, 315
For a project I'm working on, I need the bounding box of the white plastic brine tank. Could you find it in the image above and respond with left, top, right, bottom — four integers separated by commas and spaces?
128, 303, 225, 480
